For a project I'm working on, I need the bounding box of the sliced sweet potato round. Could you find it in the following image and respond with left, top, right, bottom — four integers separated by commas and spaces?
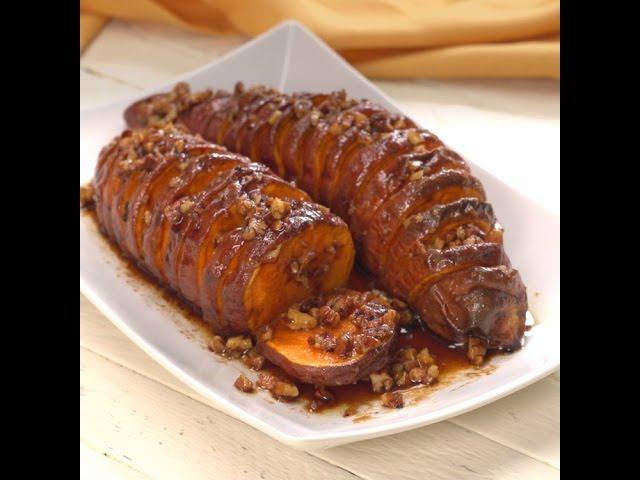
166, 170, 305, 297
412, 265, 527, 351
297, 115, 337, 198
311, 102, 387, 207
201, 200, 354, 335
237, 96, 287, 161
349, 145, 470, 240
241, 217, 354, 332
142, 159, 269, 283
347, 130, 421, 241
330, 126, 440, 221
279, 95, 329, 182
382, 198, 503, 298
222, 89, 277, 153
175, 182, 247, 305
257, 290, 398, 386
361, 169, 486, 278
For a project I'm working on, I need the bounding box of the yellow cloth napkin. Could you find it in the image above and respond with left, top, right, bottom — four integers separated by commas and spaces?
80, 0, 559, 79
80, 12, 108, 53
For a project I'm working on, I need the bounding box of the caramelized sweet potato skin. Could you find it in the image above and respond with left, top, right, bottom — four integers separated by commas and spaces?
413, 266, 527, 351
257, 290, 398, 386
92, 125, 354, 336
124, 83, 528, 351
383, 198, 503, 298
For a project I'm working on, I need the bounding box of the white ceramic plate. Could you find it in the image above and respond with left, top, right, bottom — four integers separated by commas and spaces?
80, 21, 560, 450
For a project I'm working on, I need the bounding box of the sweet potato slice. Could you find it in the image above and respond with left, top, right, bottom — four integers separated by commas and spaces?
143, 158, 269, 283
382, 198, 503, 298
175, 182, 247, 305
361, 169, 486, 277
279, 94, 329, 182
202, 201, 354, 335
257, 290, 398, 386
349, 141, 470, 243
412, 265, 527, 351
166, 170, 303, 296
315, 101, 401, 209
332, 129, 442, 221
222, 89, 277, 153
238, 96, 287, 161
297, 116, 337, 198
241, 218, 354, 332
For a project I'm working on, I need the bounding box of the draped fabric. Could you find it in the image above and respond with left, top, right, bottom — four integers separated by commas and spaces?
80, 0, 560, 79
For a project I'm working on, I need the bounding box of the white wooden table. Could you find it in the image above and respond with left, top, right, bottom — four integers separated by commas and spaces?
80, 20, 560, 480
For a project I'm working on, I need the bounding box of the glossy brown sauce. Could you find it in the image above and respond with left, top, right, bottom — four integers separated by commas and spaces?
83, 208, 492, 416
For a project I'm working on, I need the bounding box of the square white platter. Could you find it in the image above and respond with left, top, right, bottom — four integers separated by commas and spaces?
80, 21, 560, 450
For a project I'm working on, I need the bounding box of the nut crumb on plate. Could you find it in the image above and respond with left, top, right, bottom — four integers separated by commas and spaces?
234, 374, 254, 393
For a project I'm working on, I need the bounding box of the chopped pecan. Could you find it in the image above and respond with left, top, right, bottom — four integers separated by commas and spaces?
407, 129, 422, 145
242, 217, 267, 240
242, 349, 265, 371
207, 335, 226, 354
179, 199, 194, 214
409, 169, 424, 181
308, 332, 337, 352
272, 380, 299, 399
256, 324, 273, 342
416, 347, 434, 367
269, 197, 290, 219
234, 374, 254, 393
256, 373, 277, 391
311, 305, 341, 327
381, 391, 404, 409
79, 184, 95, 208
467, 337, 487, 366
268, 109, 282, 125
286, 308, 318, 330
370, 372, 393, 393
226, 335, 253, 353
408, 367, 428, 384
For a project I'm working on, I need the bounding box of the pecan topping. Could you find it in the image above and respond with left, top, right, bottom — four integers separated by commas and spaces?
234, 374, 254, 393
467, 337, 487, 366
370, 371, 393, 393
407, 129, 422, 145
381, 391, 404, 409
79, 184, 95, 208
286, 308, 318, 330
269, 197, 290, 220
308, 332, 337, 352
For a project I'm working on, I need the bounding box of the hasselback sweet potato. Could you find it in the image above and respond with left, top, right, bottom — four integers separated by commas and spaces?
125, 83, 528, 351
91, 124, 355, 336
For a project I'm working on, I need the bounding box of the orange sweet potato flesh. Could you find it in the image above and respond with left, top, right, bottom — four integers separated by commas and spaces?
92, 125, 354, 337
124, 83, 529, 351
257, 290, 398, 386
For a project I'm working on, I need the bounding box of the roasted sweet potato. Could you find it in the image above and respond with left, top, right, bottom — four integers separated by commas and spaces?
350, 143, 470, 240
124, 83, 529, 351
257, 290, 398, 385
92, 125, 355, 336
382, 198, 503, 299
360, 169, 486, 277
412, 265, 527, 351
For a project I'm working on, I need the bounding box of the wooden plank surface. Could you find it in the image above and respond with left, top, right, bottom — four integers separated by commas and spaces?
80, 20, 559, 479
81, 295, 559, 479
